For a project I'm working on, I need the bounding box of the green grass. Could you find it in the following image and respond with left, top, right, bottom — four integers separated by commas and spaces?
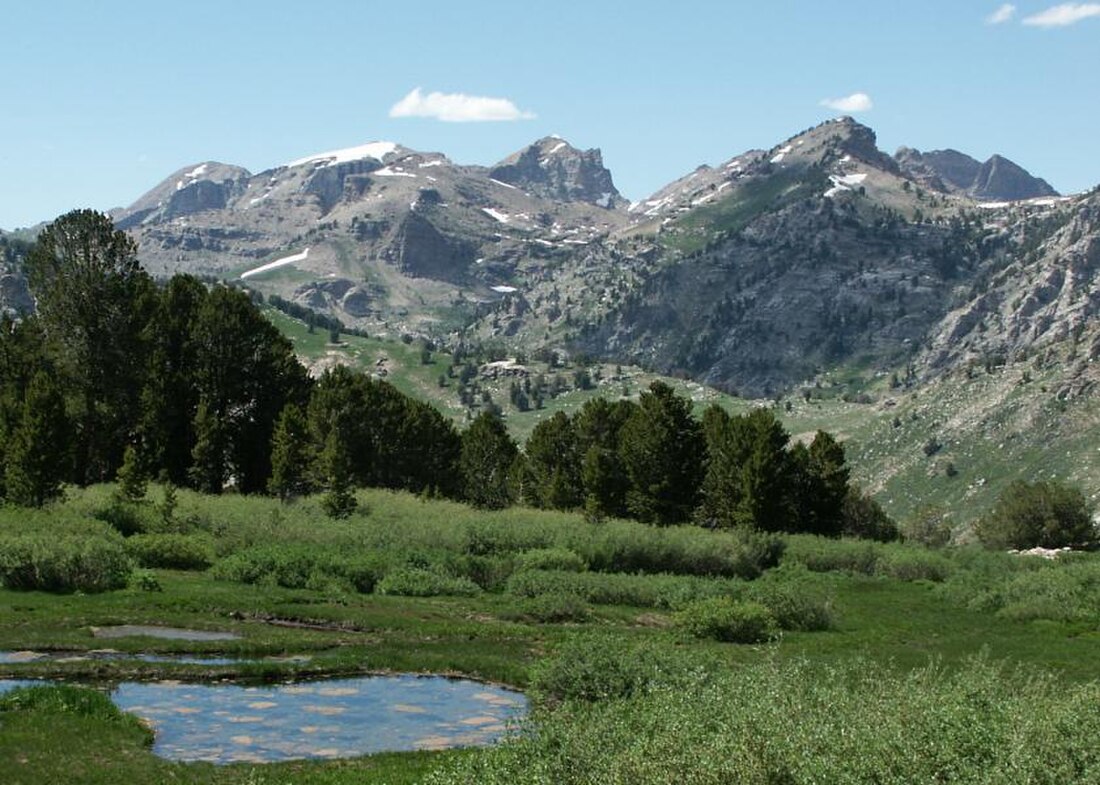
3, 487, 1097, 783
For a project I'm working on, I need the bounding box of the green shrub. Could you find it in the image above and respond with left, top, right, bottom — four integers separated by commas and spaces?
747, 565, 834, 631
0, 530, 132, 593
784, 535, 880, 575
572, 522, 783, 579
784, 535, 952, 584
515, 547, 586, 573
513, 593, 592, 623
93, 500, 158, 537
211, 544, 384, 593
375, 566, 481, 597
128, 568, 162, 592
505, 569, 740, 609
975, 480, 1096, 549
676, 598, 779, 643
841, 483, 899, 541
427, 658, 1100, 785
452, 554, 516, 591
529, 633, 716, 703
877, 548, 953, 582
901, 505, 953, 547
124, 533, 215, 570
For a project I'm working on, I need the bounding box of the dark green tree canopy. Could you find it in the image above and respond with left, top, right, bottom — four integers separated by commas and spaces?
619, 381, 704, 525
461, 411, 519, 509
976, 480, 1095, 549
25, 209, 155, 482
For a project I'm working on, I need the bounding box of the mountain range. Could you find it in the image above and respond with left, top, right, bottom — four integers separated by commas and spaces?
5, 118, 1096, 401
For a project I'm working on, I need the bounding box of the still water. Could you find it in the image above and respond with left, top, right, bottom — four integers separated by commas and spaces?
0, 674, 526, 764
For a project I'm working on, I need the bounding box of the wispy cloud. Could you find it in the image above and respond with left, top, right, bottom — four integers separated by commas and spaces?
820, 92, 874, 113
389, 88, 535, 123
1022, 2, 1100, 26
986, 3, 1016, 24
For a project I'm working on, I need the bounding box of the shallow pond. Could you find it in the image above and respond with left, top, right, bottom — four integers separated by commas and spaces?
0, 674, 526, 764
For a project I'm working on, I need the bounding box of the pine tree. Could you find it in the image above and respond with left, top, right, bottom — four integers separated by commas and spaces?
319, 430, 357, 518
459, 411, 518, 509
697, 405, 746, 528
190, 285, 310, 493
4, 371, 69, 507
575, 398, 634, 518
268, 403, 311, 502
619, 382, 704, 524
523, 412, 581, 510
188, 400, 225, 494
734, 408, 795, 532
137, 275, 207, 485
115, 444, 148, 502
581, 444, 615, 522
803, 431, 850, 535
25, 209, 155, 484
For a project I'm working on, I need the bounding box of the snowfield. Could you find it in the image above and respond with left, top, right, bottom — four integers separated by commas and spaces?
241, 248, 309, 279
285, 142, 397, 169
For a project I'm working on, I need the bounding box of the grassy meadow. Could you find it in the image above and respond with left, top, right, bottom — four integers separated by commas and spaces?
0, 484, 1098, 782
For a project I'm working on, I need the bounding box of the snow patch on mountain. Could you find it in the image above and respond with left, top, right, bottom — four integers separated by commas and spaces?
482, 208, 510, 223
285, 142, 397, 169
241, 248, 309, 279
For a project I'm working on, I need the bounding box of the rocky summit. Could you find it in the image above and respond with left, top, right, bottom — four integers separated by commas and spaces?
894, 147, 1057, 202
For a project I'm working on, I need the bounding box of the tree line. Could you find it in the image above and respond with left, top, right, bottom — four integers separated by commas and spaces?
0, 209, 885, 538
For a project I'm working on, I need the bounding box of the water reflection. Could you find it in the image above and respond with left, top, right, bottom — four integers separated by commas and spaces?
0, 674, 525, 763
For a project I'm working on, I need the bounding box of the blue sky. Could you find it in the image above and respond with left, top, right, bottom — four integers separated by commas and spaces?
2, 0, 1098, 229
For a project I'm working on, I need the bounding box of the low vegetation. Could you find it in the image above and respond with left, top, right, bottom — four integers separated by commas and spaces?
0, 486, 1097, 783
1, 210, 1098, 782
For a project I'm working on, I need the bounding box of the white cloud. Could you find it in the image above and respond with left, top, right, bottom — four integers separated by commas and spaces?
820, 92, 874, 113
389, 87, 535, 123
1022, 3, 1100, 26
986, 3, 1016, 24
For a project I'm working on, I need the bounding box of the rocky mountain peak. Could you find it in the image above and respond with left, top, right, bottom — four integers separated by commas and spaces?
116, 161, 252, 228
894, 147, 1057, 202
489, 137, 625, 208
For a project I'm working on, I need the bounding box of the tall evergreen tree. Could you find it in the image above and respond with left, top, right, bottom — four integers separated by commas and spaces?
460, 411, 518, 509
618, 382, 704, 525
24, 209, 155, 484
319, 430, 357, 518
138, 275, 208, 485
523, 412, 582, 510
734, 408, 795, 531
802, 431, 850, 535
4, 371, 69, 507
190, 286, 309, 492
697, 405, 749, 528
188, 399, 225, 494
307, 366, 372, 486
268, 403, 312, 502
574, 397, 635, 519
115, 444, 148, 502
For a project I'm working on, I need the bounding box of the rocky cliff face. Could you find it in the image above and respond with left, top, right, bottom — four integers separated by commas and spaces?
924, 192, 1100, 371
110, 139, 630, 332
457, 118, 1092, 396
895, 148, 1057, 201
489, 137, 625, 208
115, 162, 252, 229
0, 234, 33, 316
28, 121, 1081, 398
